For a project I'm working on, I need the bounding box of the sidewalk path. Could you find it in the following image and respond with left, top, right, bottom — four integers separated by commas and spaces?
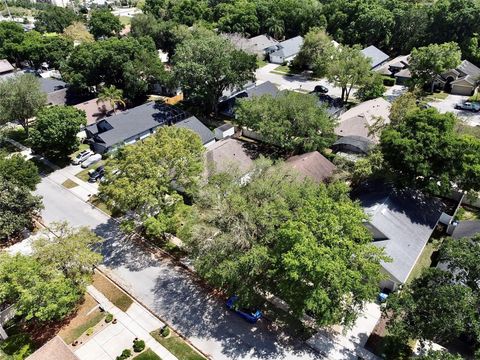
75, 285, 178, 360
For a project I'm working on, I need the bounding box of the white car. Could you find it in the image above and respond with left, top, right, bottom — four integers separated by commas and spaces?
72, 149, 93, 165
455, 102, 480, 112
81, 153, 102, 168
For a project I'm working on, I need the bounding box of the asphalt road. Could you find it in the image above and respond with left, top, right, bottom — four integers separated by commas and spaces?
35, 176, 322, 360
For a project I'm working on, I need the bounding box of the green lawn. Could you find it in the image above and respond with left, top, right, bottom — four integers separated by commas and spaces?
456, 206, 480, 221
270, 65, 300, 76
424, 91, 449, 102
119, 16, 132, 25
405, 241, 438, 285
92, 272, 133, 312
59, 293, 105, 344
150, 330, 205, 360
75, 161, 105, 182
256, 58, 268, 68
88, 195, 113, 216
134, 349, 162, 360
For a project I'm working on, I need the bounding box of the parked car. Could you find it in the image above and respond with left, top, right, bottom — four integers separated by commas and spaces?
314, 85, 329, 94
225, 295, 262, 324
81, 153, 102, 168
455, 102, 480, 112
72, 149, 93, 165
88, 166, 105, 183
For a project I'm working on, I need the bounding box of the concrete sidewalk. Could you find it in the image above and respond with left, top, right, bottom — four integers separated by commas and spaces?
75, 285, 178, 360
48, 164, 99, 201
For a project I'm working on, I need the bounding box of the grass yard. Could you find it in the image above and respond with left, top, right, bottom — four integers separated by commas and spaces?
119, 16, 132, 25
270, 64, 300, 76
58, 293, 105, 344
151, 330, 205, 360
75, 161, 105, 182
88, 195, 113, 216
62, 179, 79, 189
405, 241, 438, 285
92, 272, 133, 312
424, 91, 449, 102
456, 205, 480, 221
133, 348, 162, 360
256, 58, 268, 68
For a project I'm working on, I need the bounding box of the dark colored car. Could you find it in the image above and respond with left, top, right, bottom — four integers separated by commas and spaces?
88, 166, 105, 183
226, 295, 262, 324
314, 85, 329, 94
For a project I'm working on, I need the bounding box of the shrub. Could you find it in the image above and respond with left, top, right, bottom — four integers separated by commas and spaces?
383, 77, 395, 86
160, 326, 170, 337
105, 313, 114, 323
86, 327, 94, 336
116, 348, 132, 360
133, 339, 146, 352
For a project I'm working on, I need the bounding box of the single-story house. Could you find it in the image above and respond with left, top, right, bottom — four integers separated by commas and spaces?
74, 98, 114, 125
0, 59, 14, 75
353, 181, 451, 290
204, 138, 256, 179
85, 102, 214, 153
331, 135, 374, 155
437, 60, 480, 96
27, 336, 79, 360
374, 54, 411, 85
334, 97, 391, 143
266, 36, 304, 64
39, 77, 68, 105
218, 81, 280, 117
175, 117, 216, 147
361, 45, 390, 69
223, 33, 279, 58
285, 151, 337, 183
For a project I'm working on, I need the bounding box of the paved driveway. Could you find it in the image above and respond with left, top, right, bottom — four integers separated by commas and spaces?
428, 94, 480, 126
35, 176, 322, 360
256, 63, 343, 98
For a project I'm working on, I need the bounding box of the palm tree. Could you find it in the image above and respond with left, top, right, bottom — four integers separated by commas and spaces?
266, 17, 285, 40
97, 85, 125, 114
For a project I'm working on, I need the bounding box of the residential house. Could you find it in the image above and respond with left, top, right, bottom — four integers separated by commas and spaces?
74, 98, 114, 125
375, 54, 411, 85
437, 60, 480, 96
352, 181, 452, 290
331, 135, 374, 155
223, 33, 279, 58
27, 336, 79, 360
285, 151, 337, 183
334, 97, 391, 144
85, 102, 214, 153
204, 138, 256, 179
361, 45, 389, 70
266, 36, 304, 64
39, 77, 68, 105
218, 81, 280, 117
0, 59, 14, 76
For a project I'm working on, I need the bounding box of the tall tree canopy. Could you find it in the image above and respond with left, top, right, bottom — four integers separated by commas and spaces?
172, 29, 256, 114
183, 161, 389, 327
410, 42, 462, 92
29, 106, 87, 161
0, 152, 40, 191
0, 179, 43, 240
62, 36, 166, 102
380, 108, 480, 194
0, 74, 46, 136
34, 5, 81, 34
88, 9, 123, 39
100, 126, 205, 218
63, 21, 94, 44
235, 91, 336, 154
326, 45, 372, 102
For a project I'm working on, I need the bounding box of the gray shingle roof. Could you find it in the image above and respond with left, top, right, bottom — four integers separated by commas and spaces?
457, 60, 480, 78
175, 116, 215, 145
39, 77, 67, 94
361, 45, 389, 69
0, 59, 14, 74
353, 182, 446, 283
332, 135, 374, 154
269, 36, 303, 59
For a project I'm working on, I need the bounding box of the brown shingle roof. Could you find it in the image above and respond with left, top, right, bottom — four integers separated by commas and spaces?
285, 151, 336, 183
27, 336, 79, 360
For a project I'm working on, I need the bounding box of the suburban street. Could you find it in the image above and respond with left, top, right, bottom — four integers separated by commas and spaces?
35, 175, 322, 360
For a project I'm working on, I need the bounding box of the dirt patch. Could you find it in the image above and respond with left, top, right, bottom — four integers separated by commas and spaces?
92, 271, 133, 312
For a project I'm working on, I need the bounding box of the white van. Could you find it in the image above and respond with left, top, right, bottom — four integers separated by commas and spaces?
81, 153, 102, 168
